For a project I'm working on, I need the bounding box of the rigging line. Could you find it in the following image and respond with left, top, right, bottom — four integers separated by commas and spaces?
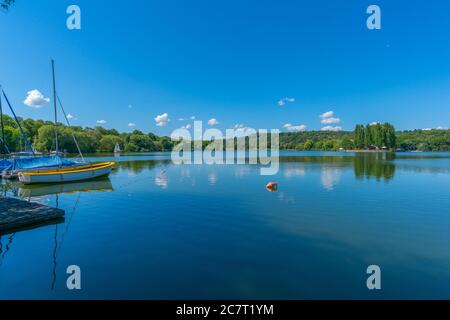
0, 136, 10, 155
56, 93, 85, 162
56, 193, 81, 257
51, 60, 59, 155
0, 233, 16, 268
0, 92, 10, 156
50, 224, 58, 291
1, 89, 35, 155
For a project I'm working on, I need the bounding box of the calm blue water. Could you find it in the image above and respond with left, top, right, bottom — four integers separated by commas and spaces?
1, 151, 450, 299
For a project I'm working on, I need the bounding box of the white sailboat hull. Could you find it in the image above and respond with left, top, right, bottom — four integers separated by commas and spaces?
18, 162, 114, 185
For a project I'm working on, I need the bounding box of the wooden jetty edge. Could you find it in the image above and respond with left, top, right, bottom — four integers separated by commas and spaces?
0, 196, 65, 235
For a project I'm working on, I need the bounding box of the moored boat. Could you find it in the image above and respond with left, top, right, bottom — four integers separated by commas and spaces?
18, 161, 115, 185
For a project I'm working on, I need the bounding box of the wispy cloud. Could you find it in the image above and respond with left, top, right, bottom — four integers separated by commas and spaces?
97, 120, 107, 125
321, 117, 340, 125
181, 124, 191, 129
319, 111, 334, 119
67, 114, 77, 120
155, 113, 170, 126
319, 110, 342, 131
23, 89, 50, 108
284, 123, 307, 132
208, 118, 219, 126
278, 97, 295, 107
422, 126, 448, 131
321, 126, 342, 132
128, 123, 136, 127
190, 116, 196, 120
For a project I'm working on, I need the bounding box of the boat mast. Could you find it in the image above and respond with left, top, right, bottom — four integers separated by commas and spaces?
0, 91, 7, 158
1, 88, 34, 155
51, 59, 59, 155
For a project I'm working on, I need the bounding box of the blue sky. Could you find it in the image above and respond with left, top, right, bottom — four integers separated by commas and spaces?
0, 0, 449, 135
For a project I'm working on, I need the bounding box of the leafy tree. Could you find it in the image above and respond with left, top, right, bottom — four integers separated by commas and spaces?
99, 135, 124, 152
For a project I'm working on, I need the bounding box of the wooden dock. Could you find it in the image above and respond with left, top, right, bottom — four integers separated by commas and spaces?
0, 196, 65, 235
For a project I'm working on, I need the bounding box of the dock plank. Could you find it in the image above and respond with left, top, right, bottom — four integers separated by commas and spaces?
0, 196, 65, 234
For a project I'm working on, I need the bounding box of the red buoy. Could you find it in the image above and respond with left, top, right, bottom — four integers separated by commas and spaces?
265, 182, 278, 191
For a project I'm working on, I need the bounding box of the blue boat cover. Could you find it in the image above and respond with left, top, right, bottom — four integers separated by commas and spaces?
10, 156, 79, 170
0, 159, 13, 171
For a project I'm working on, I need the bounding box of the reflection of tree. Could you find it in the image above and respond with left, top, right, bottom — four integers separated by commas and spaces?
353, 153, 396, 181
116, 160, 170, 174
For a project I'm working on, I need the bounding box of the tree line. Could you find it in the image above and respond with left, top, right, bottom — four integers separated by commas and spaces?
0, 114, 174, 154
1, 115, 449, 154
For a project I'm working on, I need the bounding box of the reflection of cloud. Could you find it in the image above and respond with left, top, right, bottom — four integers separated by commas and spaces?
284, 167, 306, 177
208, 172, 218, 185
155, 173, 168, 189
277, 192, 296, 204
234, 166, 251, 177
321, 167, 342, 190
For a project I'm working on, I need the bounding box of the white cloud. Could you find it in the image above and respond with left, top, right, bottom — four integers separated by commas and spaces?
422, 126, 448, 131
208, 118, 219, 126
190, 116, 196, 120
23, 89, 50, 108
155, 113, 170, 127
181, 124, 191, 129
128, 123, 136, 127
97, 120, 107, 125
284, 124, 307, 132
321, 117, 341, 125
67, 114, 77, 120
234, 123, 245, 129
278, 97, 295, 107
321, 126, 342, 132
370, 121, 380, 126
319, 111, 334, 119
178, 118, 186, 121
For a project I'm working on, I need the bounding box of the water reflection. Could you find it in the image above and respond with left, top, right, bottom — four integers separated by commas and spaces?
353, 153, 396, 181
320, 167, 342, 190
155, 170, 169, 189
208, 172, 218, 185
18, 178, 114, 198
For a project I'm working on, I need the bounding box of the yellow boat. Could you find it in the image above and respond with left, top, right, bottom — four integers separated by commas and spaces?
18, 162, 115, 185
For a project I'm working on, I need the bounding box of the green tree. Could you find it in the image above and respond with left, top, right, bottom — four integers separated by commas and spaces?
99, 135, 124, 152
303, 139, 314, 150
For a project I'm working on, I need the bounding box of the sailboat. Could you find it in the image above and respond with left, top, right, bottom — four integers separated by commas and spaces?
114, 142, 122, 154
0, 85, 83, 179
17, 60, 115, 185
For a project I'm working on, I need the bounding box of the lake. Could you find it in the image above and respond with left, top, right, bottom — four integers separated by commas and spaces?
1, 151, 449, 299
